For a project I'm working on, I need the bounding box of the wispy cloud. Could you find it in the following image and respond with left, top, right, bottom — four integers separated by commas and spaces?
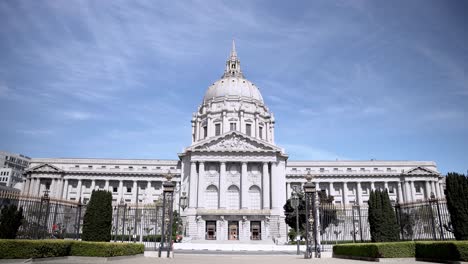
62, 111, 96, 121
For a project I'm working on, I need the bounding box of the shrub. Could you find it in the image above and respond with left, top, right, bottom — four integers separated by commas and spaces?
70, 241, 144, 257
416, 241, 468, 262
445, 172, 468, 240
0, 205, 23, 239
333, 242, 415, 258
82, 190, 113, 242
0, 239, 144, 259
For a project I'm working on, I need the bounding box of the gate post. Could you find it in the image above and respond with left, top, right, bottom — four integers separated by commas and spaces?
159, 171, 175, 258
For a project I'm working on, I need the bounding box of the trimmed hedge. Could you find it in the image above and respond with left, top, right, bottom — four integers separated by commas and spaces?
333, 241, 468, 261
0, 240, 144, 259
415, 241, 468, 262
333, 242, 415, 258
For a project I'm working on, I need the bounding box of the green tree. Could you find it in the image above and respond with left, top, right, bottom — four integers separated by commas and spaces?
283, 190, 336, 235
0, 204, 23, 239
445, 172, 468, 240
82, 190, 113, 241
368, 189, 399, 242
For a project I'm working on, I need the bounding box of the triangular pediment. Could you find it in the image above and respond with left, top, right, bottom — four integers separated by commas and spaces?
28, 163, 63, 173
404, 166, 437, 175
187, 131, 282, 152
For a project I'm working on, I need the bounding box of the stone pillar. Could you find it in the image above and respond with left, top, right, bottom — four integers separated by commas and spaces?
146, 180, 151, 195
23, 178, 30, 195
197, 162, 205, 208
104, 180, 109, 192
239, 111, 244, 134
438, 182, 444, 198
241, 162, 248, 209
219, 162, 226, 209
356, 182, 362, 205
133, 180, 138, 203
433, 181, 440, 198
410, 181, 416, 202
286, 182, 290, 199
329, 182, 334, 197
397, 182, 404, 203
91, 180, 96, 191
425, 181, 432, 199
62, 179, 69, 199
384, 181, 389, 191
57, 178, 64, 199
77, 179, 82, 198
118, 180, 124, 202
262, 162, 270, 209
189, 161, 198, 208
370, 181, 375, 191
343, 182, 349, 205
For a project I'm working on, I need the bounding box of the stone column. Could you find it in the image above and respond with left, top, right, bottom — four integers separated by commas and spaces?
49, 179, 55, 197
104, 180, 109, 192
57, 178, 64, 199
62, 179, 69, 199
197, 162, 205, 208
241, 162, 248, 209
118, 180, 124, 202
133, 180, 138, 203
409, 181, 416, 202
425, 181, 432, 199
77, 179, 82, 199
342, 182, 349, 205
329, 182, 334, 197
239, 111, 244, 134
91, 180, 96, 191
219, 162, 226, 209
384, 181, 389, 191
356, 182, 362, 205
438, 182, 444, 198
397, 182, 404, 203
23, 178, 30, 195
262, 162, 270, 209
189, 161, 198, 208
286, 182, 290, 199
370, 181, 375, 191
433, 181, 440, 198
404, 181, 411, 202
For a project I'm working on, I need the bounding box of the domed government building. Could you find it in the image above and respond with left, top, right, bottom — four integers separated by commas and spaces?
22, 42, 444, 242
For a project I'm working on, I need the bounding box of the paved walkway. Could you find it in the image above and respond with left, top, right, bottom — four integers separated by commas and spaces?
0, 254, 439, 264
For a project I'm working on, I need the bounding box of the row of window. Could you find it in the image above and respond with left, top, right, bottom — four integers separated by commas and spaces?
0, 171, 9, 176
73, 165, 175, 170
290, 167, 395, 172
204, 123, 264, 138
0, 177, 8, 182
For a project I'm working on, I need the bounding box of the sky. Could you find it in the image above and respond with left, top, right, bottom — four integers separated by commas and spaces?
0, 0, 467, 174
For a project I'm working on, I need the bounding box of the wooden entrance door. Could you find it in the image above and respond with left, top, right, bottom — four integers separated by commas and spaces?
250, 221, 261, 240
228, 221, 238, 240
205, 221, 216, 240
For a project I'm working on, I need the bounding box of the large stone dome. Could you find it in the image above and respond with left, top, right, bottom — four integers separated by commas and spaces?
203, 41, 264, 104
203, 76, 263, 103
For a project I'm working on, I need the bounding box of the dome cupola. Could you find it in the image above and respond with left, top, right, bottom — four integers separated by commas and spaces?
203, 41, 264, 104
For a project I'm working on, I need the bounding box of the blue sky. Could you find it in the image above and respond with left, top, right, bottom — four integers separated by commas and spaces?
0, 0, 467, 174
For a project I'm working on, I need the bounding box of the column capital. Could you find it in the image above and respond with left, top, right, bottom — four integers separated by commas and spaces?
190, 160, 197, 164
220, 161, 226, 166
241, 161, 248, 165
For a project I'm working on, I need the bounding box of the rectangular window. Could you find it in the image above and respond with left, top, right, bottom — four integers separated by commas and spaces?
170, 167, 175, 169
246, 124, 252, 136
203, 126, 208, 138
292, 168, 297, 171
115, 166, 120, 168
128, 166, 133, 169
374, 168, 379, 171
126, 187, 132, 193
360, 168, 365, 171
333, 168, 339, 171
215, 123, 221, 136
259, 126, 263, 139
88, 165, 93, 168
101, 165, 106, 169
387, 168, 392, 171
319, 168, 324, 172
142, 166, 147, 169
75, 165, 79, 168
230, 122, 236, 131
113, 187, 118, 193
347, 168, 352, 171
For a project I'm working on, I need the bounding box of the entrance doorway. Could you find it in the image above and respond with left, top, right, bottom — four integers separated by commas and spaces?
250, 221, 261, 240
228, 221, 238, 240
206, 221, 216, 240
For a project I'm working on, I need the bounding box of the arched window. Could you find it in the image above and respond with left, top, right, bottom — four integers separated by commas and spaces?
205, 185, 219, 209
249, 185, 261, 210
227, 185, 240, 209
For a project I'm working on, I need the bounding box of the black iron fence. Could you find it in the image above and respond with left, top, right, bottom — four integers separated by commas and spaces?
286, 198, 455, 244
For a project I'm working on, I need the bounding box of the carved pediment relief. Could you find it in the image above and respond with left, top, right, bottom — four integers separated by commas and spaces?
404, 166, 437, 175
195, 134, 273, 152
29, 163, 62, 173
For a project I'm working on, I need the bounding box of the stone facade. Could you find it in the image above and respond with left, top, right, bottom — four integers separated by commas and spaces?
21, 42, 443, 243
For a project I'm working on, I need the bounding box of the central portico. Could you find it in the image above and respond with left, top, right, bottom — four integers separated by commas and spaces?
179, 42, 288, 241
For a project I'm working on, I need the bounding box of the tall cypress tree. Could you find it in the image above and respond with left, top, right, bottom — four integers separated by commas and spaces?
368, 189, 399, 242
445, 172, 468, 240
82, 190, 113, 241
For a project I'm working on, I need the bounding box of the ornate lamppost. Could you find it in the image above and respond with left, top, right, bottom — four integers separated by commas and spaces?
303, 172, 320, 259
158, 171, 175, 258
291, 189, 300, 255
